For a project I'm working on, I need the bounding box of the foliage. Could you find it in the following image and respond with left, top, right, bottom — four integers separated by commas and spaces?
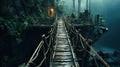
0, 0, 55, 66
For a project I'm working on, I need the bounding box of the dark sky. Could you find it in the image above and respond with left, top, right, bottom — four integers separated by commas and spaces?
64, 0, 120, 52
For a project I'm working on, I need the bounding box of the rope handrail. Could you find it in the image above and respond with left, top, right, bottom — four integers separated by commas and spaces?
26, 33, 55, 67
26, 17, 57, 67
26, 40, 44, 67
63, 17, 110, 67
79, 33, 110, 67
36, 33, 53, 67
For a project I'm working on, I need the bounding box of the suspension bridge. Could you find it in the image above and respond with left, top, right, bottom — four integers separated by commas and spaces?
25, 16, 110, 67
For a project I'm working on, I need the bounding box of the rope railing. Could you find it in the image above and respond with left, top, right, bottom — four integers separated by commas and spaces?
26, 34, 55, 67
26, 17, 57, 67
26, 34, 52, 67
79, 33, 110, 67
63, 17, 110, 67
26, 39, 44, 67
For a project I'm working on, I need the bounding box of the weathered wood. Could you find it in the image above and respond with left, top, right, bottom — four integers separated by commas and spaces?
51, 19, 79, 67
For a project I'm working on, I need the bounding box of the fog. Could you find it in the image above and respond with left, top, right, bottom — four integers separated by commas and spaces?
64, 0, 120, 51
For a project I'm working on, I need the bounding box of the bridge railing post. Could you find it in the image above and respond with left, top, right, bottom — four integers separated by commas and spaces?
63, 16, 110, 67
48, 19, 58, 67
41, 34, 48, 67
79, 34, 110, 67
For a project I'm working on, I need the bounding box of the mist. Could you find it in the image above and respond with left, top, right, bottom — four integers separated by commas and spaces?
64, 0, 120, 51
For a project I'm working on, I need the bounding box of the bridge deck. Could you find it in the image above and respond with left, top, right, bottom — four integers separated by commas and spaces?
51, 19, 78, 67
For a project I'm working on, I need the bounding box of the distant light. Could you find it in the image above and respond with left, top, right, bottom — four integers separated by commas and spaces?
50, 8, 54, 12
50, 8, 54, 16
106, 28, 108, 30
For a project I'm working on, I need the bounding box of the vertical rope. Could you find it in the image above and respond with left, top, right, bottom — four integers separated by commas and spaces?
93, 56, 99, 67
79, 34, 110, 67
